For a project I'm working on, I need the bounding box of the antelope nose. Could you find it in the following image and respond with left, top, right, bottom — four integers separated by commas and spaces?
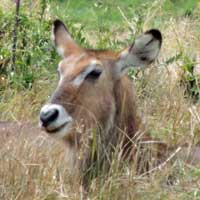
40, 108, 59, 127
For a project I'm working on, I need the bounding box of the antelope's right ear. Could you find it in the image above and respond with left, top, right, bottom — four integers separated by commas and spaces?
52, 20, 82, 57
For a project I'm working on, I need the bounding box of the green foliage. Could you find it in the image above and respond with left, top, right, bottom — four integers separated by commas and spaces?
0, 7, 53, 89
163, 0, 198, 17
181, 54, 200, 101
0, 2, 88, 91
165, 53, 182, 65
162, 52, 200, 102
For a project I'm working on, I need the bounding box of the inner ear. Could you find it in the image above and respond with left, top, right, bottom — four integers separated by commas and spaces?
129, 29, 162, 62
114, 29, 162, 77
52, 20, 83, 57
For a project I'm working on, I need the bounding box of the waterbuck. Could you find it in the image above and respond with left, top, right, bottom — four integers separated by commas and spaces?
39, 20, 162, 183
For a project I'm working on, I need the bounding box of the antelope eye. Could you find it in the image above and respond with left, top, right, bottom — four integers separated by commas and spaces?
85, 69, 102, 80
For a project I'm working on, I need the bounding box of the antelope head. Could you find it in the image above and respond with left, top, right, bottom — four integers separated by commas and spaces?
39, 20, 162, 142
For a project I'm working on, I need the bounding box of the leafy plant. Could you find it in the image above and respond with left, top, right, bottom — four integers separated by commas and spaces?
181, 55, 200, 101
0, 2, 88, 90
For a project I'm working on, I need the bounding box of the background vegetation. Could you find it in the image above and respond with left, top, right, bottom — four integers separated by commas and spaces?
0, 0, 200, 199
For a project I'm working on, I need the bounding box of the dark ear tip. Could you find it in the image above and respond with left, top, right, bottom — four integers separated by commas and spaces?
146, 29, 162, 43
54, 19, 64, 27
53, 19, 68, 33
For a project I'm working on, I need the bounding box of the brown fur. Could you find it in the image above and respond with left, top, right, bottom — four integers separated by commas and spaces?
43, 21, 164, 185
50, 50, 144, 178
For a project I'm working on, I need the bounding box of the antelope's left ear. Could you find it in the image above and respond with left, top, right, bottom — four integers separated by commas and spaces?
114, 29, 162, 76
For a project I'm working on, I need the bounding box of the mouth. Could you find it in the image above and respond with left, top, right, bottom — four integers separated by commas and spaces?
40, 121, 73, 139
45, 122, 69, 134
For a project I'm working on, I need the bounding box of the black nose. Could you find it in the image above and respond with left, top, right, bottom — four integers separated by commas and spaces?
40, 109, 59, 127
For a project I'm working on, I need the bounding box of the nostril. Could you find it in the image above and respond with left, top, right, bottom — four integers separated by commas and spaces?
40, 109, 59, 127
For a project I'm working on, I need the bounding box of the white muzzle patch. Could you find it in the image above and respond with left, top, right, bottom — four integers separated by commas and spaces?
40, 104, 73, 138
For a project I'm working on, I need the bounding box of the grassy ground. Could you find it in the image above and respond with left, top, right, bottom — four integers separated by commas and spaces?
1, 0, 200, 199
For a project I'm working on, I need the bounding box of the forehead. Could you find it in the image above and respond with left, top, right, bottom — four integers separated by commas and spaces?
58, 53, 102, 80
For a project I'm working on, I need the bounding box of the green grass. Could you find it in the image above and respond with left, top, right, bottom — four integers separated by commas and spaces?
49, 0, 198, 30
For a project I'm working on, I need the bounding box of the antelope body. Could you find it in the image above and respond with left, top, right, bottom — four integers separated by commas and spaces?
39, 20, 162, 182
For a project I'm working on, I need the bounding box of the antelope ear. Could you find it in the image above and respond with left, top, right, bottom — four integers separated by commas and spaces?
52, 20, 82, 57
114, 29, 162, 76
